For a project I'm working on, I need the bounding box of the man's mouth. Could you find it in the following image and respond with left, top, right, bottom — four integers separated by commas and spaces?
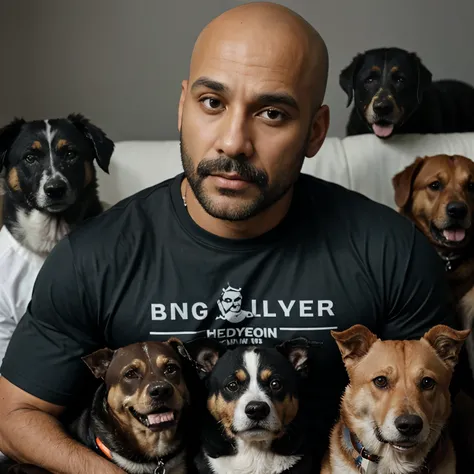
430, 223, 468, 246
129, 406, 176, 431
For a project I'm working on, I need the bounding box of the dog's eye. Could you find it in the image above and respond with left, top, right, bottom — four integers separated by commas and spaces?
420, 377, 436, 391
65, 150, 77, 160
124, 369, 140, 379
429, 180, 442, 191
373, 376, 389, 389
226, 380, 239, 392
467, 182, 474, 192
270, 380, 282, 392
164, 363, 179, 376
24, 154, 37, 164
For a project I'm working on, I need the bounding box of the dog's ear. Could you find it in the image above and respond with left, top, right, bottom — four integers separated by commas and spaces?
423, 325, 470, 370
392, 157, 425, 209
276, 337, 320, 376
167, 337, 194, 363
0, 117, 25, 173
67, 113, 114, 174
82, 347, 115, 379
409, 53, 432, 103
185, 338, 227, 377
339, 54, 364, 107
331, 324, 378, 369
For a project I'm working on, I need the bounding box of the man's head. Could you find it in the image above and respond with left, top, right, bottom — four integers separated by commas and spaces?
178, 2, 330, 222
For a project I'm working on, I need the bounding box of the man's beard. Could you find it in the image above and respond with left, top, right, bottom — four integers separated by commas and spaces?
179, 133, 307, 222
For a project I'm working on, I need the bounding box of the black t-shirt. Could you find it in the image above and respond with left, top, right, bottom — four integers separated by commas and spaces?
1, 172, 455, 459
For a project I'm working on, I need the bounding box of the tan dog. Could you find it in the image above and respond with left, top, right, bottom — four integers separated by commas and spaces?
320, 324, 469, 474
392, 154, 474, 380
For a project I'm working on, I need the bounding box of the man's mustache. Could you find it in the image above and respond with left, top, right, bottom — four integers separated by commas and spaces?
196, 156, 268, 187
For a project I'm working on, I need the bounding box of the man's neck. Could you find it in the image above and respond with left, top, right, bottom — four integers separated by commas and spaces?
181, 179, 294, 240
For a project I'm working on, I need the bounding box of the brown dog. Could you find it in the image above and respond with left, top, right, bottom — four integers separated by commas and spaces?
392, 154, 474, 379
320, 324, 469, 474
4, 338, 195, 474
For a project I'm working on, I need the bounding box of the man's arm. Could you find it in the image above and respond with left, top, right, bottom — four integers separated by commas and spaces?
0, 378, 124, 474
0, 236, 122, 473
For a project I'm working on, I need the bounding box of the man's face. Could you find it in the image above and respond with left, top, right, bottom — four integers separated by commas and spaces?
178, 29, 328, 221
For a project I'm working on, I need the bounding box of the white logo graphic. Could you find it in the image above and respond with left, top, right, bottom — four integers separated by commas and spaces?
216, 285, 256, 323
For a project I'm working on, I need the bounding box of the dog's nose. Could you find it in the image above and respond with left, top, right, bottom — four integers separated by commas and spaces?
148, 382, 173, 401
394, 414, 423, 436
446, 201, 468, 219
373, 100, 394, 116
44, 178, 68, 199
245, 401, 270, 421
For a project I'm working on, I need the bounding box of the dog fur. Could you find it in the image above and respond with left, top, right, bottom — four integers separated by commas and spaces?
0, 114, 114, 256
186, 338, 314, 474
321, 324, 469, 474
340, 47, 474, 138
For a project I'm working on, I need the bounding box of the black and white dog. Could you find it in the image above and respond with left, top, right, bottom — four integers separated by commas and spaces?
187, 339, 314, 474
0, 113, 114, 255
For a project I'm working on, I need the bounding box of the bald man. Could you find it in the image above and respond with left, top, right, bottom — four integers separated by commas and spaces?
0, 2, 459, 473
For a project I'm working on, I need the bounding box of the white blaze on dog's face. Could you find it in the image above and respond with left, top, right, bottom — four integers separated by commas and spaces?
332, 324, 469, 457
0, 114, 113, 214
193, 341, 308, 444
82, 339, 192, 457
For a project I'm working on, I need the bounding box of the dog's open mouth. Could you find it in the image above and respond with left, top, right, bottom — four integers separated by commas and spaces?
390, 441, 418, 452
372, 120, 394, 138
129, 406, 176, 431
430, 223, 468, 247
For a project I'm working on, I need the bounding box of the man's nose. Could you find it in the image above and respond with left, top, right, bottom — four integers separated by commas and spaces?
215, 108, 254, 158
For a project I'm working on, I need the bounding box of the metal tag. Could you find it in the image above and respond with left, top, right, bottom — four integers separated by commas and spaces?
154, 461, 165, 474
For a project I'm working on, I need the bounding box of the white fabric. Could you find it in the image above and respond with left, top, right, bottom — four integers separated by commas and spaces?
0, 226, 45, 367
96, 132, 474, 210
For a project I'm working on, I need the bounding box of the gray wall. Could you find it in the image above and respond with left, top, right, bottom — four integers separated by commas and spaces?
1, 0, 473, 142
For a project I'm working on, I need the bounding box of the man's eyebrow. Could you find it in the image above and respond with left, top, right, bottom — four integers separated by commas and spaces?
255, 93, 299, 111
191, 77, 229, 93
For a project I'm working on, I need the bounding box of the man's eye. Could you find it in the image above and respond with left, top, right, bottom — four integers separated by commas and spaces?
261, 108, 285, 121
201, 97, 223, 110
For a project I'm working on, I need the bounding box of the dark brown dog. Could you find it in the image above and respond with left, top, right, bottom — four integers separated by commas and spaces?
4, 338, 196, 474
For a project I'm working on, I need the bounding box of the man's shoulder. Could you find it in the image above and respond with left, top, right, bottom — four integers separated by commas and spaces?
299, 172, 413, 231
67, 175, 179, 250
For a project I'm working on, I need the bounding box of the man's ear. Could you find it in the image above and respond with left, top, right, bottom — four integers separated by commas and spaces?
305, 105, 330, 159
185, 337, 227, 378
423, 325, 470, 371
0, 117, 25, 173
339, 53, 364, 107
331, 324, 378, 371
392, 157, 425, 209
82, 348, 115, 379
178, 80, 188, 132
67, 113, 115, 174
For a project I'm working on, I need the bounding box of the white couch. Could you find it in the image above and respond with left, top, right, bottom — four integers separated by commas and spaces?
96, 133, 474, 211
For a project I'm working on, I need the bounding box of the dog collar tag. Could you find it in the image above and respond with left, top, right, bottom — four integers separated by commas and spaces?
154, 461, 165, 474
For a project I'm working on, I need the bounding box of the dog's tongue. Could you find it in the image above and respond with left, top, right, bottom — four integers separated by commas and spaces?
372, 123, 394, 137
443, 228, 466, 242
148, 411, 174, 425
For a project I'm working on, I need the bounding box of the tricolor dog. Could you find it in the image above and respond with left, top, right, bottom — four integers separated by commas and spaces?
0, 114, 114, 365
188, 338, 314, 474
321, 324, 469, 474
5, 338, 196, 474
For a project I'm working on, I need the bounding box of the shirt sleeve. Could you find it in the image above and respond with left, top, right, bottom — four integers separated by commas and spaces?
0, 287, 16, 370
0, 236, 102, 406
379, 224, 455, 340
376, 221, 474, 397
